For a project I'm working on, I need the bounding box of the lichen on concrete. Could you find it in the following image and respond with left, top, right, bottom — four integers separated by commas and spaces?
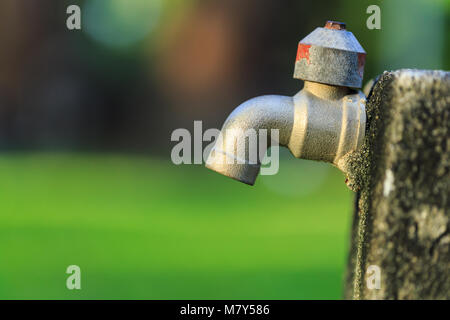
344, 69, 450, 299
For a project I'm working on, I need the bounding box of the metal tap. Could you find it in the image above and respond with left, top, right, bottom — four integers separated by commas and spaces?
206, 21, 367, 186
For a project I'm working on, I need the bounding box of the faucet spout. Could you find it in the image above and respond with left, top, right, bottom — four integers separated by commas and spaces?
204, 21, 368, 188
205, 82, 366, 186
206, 95, 294, 185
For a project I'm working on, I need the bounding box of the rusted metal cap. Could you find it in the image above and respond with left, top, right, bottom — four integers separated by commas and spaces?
293, 21, 366, 88
324, 21, 346, 30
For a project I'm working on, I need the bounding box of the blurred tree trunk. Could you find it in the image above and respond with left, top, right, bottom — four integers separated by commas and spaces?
344, 70, 450, 299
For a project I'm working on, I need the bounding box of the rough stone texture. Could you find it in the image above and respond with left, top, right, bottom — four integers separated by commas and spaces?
343, 69, 450, 299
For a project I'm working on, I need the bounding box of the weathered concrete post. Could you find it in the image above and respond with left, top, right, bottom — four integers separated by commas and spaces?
344, 69, 449, 299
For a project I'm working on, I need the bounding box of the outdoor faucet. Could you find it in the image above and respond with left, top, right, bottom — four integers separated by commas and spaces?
206, 21, 367, 185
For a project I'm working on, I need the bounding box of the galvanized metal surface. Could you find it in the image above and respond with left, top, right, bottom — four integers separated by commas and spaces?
206, 81, 366, 185
206, 21, 367, 186
289, 82, 366, 166
205, 95, 294, 185
293, 21, 366, 88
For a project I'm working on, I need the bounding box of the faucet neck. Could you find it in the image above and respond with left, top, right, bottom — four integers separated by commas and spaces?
303, 81, 352, 100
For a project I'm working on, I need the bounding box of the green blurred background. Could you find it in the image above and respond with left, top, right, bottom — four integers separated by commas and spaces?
0, 0, 448, 299
0, 152, 352, 299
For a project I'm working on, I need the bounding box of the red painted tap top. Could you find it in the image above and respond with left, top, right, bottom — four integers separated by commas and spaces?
296, 43, 312, 64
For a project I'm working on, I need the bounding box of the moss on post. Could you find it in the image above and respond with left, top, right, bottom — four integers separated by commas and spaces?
344, 70, 450, 299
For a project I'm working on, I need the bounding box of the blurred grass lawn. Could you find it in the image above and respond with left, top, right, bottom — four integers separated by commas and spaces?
0, 153, 353, 299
